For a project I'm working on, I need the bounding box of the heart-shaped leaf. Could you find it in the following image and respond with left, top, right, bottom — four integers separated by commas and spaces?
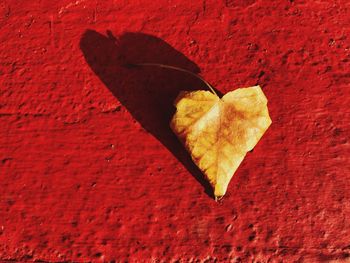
170, 86, 272, 199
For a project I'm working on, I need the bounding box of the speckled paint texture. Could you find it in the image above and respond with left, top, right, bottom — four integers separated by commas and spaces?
1, 0, 350, 262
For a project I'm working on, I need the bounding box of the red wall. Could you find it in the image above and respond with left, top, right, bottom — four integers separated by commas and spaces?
1, 0, 349, 261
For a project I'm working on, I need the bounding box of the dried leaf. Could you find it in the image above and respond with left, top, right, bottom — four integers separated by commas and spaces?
170, 85, 272, 199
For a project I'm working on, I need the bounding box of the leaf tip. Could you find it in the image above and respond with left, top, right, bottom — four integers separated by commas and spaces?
214, 195, 224, 202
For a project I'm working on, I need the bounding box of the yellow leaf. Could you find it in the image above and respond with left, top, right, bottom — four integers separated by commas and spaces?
170, 85, 272, 199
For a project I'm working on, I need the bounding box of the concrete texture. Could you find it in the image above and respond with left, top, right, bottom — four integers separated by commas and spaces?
0, 0, 350, 261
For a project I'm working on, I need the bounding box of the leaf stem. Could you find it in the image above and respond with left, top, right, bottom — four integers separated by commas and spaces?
130, 63, 218, 96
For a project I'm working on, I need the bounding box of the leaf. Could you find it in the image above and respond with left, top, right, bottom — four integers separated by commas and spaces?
170, 85, 272, 199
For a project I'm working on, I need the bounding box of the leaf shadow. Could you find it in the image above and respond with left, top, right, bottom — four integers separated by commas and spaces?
80, 29, 220, 198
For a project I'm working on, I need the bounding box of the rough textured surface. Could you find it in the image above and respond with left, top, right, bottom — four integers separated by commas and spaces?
0, 0, 350, 261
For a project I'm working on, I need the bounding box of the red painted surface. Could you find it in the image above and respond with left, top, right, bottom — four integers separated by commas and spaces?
1, 0, 350, 261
